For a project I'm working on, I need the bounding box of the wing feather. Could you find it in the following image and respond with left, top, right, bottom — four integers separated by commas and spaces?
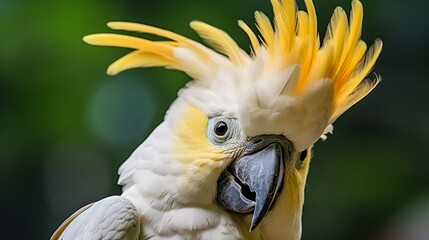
51, 196, 140, 240
50, 203, 93, 240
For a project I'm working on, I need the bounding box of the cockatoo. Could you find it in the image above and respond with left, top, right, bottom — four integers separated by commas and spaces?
51, 0, 382, 239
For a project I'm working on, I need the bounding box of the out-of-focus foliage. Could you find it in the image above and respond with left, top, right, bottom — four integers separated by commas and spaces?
1, 0, 428, 239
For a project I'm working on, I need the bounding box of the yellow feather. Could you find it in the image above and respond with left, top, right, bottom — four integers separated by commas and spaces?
175, 105, 227, 166
83, 34, 174, 57
255, 11, 275, 56
332, 1, 363, 89
107, 50, 177, 75
107, 21, 211, 60
108, 22, 188, 43
304, 0, 318, 57
306, 46, 330, 86
336, 40, 367, 86
324, 7, 348, 77
295, 0, 319, 93
331, 76, 380, 122
271, 0, 294, 55
281, 0, 297, 33
271, 0, 296, 54
338, 0, 363, 68
334, 39, 382, 105
297, 11, 309, 39
346, 39, 382, 92
291, 11, 311, 74
238, 20, 260, 54
190, 21, 247, 65
157, 41, 181, 47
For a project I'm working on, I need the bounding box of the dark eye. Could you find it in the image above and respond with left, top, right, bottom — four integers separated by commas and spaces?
214, 121, 228, 137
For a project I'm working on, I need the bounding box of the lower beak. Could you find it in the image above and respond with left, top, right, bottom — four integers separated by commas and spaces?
216, 135, 293, 231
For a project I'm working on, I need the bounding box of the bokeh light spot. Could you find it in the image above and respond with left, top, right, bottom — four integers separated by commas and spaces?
88, 74, 157, 147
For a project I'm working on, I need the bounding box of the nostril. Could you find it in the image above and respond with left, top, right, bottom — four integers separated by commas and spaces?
254, 138, 263, 145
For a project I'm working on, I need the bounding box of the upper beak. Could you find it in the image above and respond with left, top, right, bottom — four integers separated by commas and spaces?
216, 135, 294, 231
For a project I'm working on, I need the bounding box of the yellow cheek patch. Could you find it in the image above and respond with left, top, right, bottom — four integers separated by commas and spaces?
175, 105, 227, 165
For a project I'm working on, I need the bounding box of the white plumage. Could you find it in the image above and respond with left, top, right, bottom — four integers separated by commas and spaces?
55, 196, 140, 240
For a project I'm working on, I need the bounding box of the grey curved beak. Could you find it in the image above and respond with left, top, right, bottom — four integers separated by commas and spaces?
217, 135, 293, 231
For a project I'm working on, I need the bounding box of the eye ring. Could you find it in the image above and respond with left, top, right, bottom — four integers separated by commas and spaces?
214, 121, 229, 137
208, 117, 236, 144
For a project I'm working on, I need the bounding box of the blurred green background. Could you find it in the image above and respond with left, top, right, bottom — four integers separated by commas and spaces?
1, 0, 428, 239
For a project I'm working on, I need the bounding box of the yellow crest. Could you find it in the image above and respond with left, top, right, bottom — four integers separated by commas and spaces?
84, 0, 382, 151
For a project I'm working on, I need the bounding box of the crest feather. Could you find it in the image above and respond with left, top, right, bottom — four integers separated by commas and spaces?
107, 21, 212, 60
189, 21, 249, 65
255, 11, 276, 57
107, 50, 177, 75
238, 20, 260, 54
272, 0, 297, 54
83, 34, 174, 56
84, 0, 382, 151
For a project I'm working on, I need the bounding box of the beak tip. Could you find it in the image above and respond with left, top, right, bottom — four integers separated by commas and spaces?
249, 223, 257, 232
249, 208, 264, 232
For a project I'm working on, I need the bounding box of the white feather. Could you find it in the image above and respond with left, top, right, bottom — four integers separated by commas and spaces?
57, 196, 140, 240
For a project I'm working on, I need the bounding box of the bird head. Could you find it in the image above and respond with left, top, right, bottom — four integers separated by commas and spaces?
84, 0, 382, 233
